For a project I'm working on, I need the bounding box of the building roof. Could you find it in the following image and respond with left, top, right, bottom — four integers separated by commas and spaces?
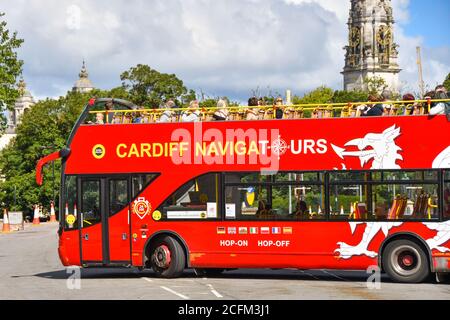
73, 60, 94, 91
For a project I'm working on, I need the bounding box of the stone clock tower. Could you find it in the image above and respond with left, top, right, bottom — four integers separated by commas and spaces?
342, 0, 401, 92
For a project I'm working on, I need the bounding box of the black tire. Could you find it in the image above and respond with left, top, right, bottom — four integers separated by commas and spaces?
195, 268, 225, 277
148, 236, 185, 278
382, 239, 430, 283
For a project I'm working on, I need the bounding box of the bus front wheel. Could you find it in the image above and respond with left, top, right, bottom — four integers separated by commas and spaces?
382, 239, 429, 283
149, 236, 185, 278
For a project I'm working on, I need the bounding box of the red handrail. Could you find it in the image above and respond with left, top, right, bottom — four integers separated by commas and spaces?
36, 151, 61, 186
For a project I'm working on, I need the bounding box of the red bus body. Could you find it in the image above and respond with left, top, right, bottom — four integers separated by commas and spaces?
45, 99, 450, 280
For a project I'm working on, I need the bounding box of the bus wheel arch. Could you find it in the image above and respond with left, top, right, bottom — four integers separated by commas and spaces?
144, 231, 190, 278
379, 233, 432, 283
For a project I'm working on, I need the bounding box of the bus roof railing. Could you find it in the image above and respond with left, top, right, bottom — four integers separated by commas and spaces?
86, 98, 450, 122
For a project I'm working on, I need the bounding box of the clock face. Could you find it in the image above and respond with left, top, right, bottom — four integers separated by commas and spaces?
377, 25, 392, 46
349, 27, 361, 46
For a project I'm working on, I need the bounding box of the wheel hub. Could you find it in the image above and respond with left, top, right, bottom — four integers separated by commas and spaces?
391, 245, 421, 276
153, 245, 171, 269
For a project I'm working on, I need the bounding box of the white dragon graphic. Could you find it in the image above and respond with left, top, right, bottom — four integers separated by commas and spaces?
335, 221, 450, 259
331, 125, 403, 169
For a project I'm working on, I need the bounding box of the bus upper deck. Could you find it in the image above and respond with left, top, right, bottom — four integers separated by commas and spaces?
82, 97, 450, 125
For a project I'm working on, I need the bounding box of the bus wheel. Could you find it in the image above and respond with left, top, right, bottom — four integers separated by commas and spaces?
382, 239, 429, 283
149, 236, 185, 278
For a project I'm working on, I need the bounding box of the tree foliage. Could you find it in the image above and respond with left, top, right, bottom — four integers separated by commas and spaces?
293, 86, 334, 105
0, 89, 127, 213
444, 73, 450, 91
332, 90, 368, 103
364, 76, 388, 96
0, 12, 24, 132
120, 64, 193, 108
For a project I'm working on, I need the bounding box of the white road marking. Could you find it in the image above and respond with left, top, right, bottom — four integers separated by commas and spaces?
142, 277, 153, 283
207, 283, 223, 298
160, 286, 189, 300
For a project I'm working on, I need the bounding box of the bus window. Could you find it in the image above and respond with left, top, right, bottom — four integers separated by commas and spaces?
372, 183, 439, 220
109, 179, 128, 216
81, 180, 101, 227
156, 173, 219, 220
224, 172, 325, 221
330, 184, 370, 220
132, 174, 158, 198
443, 170, 450, 220
63, 176, 78, 230
272, 184, 325, 220
225, 172, 269, 184
225, 185, 268, 220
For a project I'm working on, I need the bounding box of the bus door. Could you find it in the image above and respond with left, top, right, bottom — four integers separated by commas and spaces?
79, 176, 131, 265
79, 178, 104, 263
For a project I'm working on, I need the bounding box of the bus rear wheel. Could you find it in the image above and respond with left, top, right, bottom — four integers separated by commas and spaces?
382, 239, 429, 283
149, 236, 185, 278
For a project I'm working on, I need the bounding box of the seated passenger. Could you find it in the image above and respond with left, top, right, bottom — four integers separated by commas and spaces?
246, 96, 259, 121
274, 97, 284, 119
95, 112, 104, 124
402, 93, 418, 115
362, 95, 384, 117
213, 99, 229, 121
158, 100, 176, 123
181, 100, 201, 122
429, 85, 449, 115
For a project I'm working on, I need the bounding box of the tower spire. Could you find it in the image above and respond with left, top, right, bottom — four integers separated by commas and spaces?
342, 0, 401, 93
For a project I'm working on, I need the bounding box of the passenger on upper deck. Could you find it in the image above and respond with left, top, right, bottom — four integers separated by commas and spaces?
402, 93, 420, 115
181, 100, 201, 122
213, 99, 229, 121
380, 90, 395, 116
158, 100, 177, 123
362, 95, 384, 117
274, 96, 284, 119
429, 85, 449, 116
246, 96, 259, 120
95, 112, 104, 124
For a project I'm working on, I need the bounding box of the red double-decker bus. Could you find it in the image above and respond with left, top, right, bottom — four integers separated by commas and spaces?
36, 98, 450, 283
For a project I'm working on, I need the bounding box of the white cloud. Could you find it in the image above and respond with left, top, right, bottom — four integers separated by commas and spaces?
1, 0, 448, 102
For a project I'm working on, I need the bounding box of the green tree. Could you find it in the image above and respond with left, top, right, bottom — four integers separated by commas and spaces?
293, 86, 334, 104
364, 76, 388, 95
332, 90, 368, 103
0, 88, 126, 213
120, 64, 193, 108
0, 12, 24, 132
443, 73, 450, 91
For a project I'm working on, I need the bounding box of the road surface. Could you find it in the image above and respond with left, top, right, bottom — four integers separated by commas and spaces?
0, 222, 449, 300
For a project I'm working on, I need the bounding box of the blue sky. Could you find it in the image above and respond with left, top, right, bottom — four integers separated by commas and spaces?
1, 0, 449, 101
405, 0, 450, 47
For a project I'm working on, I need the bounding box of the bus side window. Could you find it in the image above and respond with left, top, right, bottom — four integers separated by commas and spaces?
444, 171, 450, 220
156, 173, 219, 220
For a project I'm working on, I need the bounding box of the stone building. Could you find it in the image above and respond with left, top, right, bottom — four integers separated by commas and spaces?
342, 0, 401, 92
72, 60, 95, 93
0, 79, 36, 150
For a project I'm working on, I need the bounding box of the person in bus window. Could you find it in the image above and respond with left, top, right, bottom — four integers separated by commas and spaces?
158, 100, 176, 123
213, 99, 229, 121
181, 100, 201, 122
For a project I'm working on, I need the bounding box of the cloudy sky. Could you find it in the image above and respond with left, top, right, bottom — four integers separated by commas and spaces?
1, 0, 449, 102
